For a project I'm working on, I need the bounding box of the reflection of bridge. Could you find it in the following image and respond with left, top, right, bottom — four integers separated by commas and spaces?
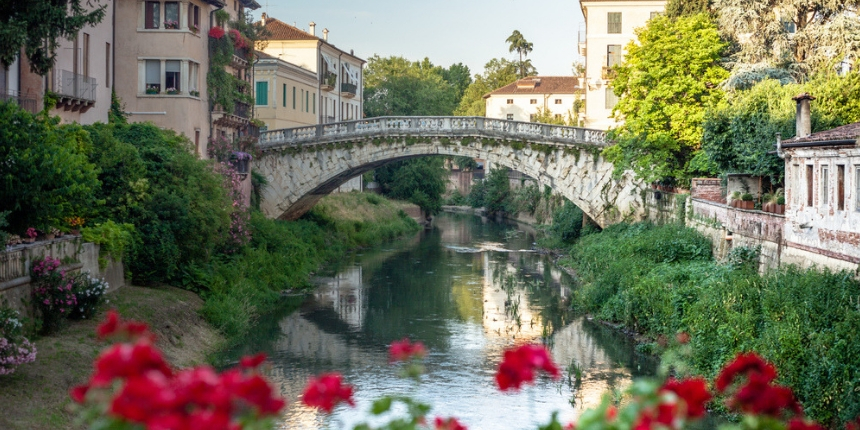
256, 116, 647, 226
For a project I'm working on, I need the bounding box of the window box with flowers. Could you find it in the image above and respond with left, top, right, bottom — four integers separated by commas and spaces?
165, 87, 181, 95
189, 24, 199, 34
164, 20, 179, 30
145, 85, 160, 95
190, 90, 200, 97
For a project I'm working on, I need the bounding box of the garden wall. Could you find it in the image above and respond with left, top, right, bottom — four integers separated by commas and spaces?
0, 236, 124, 316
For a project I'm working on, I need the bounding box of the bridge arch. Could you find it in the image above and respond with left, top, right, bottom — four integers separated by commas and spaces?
256, 116, 647, 227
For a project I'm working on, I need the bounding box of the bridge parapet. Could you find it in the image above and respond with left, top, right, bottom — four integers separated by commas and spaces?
259, 116, 608, 149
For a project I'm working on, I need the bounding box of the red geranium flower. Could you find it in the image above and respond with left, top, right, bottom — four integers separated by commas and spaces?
715, 352, 777, 392
302, 372, 355, 413
729, 372, 801, 417
661, 377, 712, 418
847, 416, 860, 430
496, 344, 560, 391
788, 418, 825, 430
240, 352, 267, 369
435, 416, 468, 430
389, 338, 427, 362
96, 310, 154, 342
209, 26, 225, 39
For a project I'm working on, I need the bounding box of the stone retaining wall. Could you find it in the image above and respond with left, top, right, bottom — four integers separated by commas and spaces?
0, 236, 125, 316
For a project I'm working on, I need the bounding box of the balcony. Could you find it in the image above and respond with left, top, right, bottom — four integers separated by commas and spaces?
340, 82, 357, 98
55, 70, 97, 112
212, 101, 251, 128
0, 91, 38, 114
231, 47, 251, 69
601, 66, 617, 80
321, 72, 337, 92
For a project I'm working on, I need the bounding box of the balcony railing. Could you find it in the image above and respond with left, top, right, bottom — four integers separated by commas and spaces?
601, 66, 617, 80
0, 91, 38, 114
56, 70, 97, 102
322, 72, 337, 91
234, 101, 251, 119
341, 82, 357, 98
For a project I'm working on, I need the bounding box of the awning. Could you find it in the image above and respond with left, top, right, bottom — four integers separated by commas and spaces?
321, 53, 338, 75
343, 63, 360, 84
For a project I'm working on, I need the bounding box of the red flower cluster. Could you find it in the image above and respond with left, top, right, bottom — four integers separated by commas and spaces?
209, 26, 225, 39
633, 378, 711, 429
301, 372, 355, 413
389, 338, 427, 362
788, 418, 826, 430
97, 310, 153, 341
716, 352, 800, 417
229, 29, 249, 50
661, 378, 711, 418
72, 313, 285, 430
495, 344, 561, 391
434, 416, 468, 430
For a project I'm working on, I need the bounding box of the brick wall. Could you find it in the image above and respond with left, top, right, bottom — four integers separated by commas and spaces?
691, 178, 724, 204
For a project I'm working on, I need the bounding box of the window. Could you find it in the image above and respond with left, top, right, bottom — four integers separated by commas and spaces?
554, 114, 562, 120
506, 99, 513, 104
145, 60, 160, 91
838, 165, 845, 210
822, 165, 829, 206
189, 61, 199, 92
605, 87, 618, 110
305, 90, 309, 112
255, 81, 268, 105
145, 2, 160, 29
164, 2, 179, 29
806, 165, 813, 206
555, 99, 562, 104
187, 3, 200, 31
608, 12, 622, 34
506, 114, 514, 121
312, 93, 316, 114
282, 84, 286, 107
292, 86, 296, 109
529, 114, 536, 122
607, 45, 622, 67
530, 99, 537, 104
301, 89, 304, 111
650, 11, 661, 20
783, 20, 796, 33
855, 167, 860, 211
82, 33, 89, 78
165, 60, 180, 91
105, 43, 111, 87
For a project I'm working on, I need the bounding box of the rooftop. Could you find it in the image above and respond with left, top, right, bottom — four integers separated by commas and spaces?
783, 122, 860, 146
483, 76, 582, 99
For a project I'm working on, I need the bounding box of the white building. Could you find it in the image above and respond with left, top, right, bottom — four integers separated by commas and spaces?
483, 76, 581, 123
579, 0, 666, 130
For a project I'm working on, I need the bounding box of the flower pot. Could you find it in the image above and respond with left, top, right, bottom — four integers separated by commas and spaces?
70, 229, 80, 236
45, 233, 55, 240
775, 204, 785, 215
25, 237, 35, 243
763, 202, 773, 213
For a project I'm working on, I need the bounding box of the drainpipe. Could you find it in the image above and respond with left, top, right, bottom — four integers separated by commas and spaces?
776, 133, 784, 159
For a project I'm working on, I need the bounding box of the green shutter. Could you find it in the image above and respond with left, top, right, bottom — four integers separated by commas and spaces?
255, 81, 268, 106
282, 84, 286, 107
313, 93, 316, 114
292, 87, 296, 109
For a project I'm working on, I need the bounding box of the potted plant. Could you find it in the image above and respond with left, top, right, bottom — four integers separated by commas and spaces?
190, 90, 200, 97
761, 192, 773, 212
190, 24, 199, 34
730, 191, 742, 208
25, 227, 37, 243
164, 20, 179, 30
67, 216, 84, 235
775, 195, 786, 215
145, 85, 160, 95
166, 87, 181, 95
741, 193, 754, 210
46, 227, 60, 240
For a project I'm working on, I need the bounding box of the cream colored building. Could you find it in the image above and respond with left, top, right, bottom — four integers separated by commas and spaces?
483, 76, 581, 123
579, 0, 665, 130
115, 0, 259, 157
259, 16, 365, 124
252, 52, 318, 130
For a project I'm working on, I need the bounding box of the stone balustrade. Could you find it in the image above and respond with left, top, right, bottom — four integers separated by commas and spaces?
259, 116, 608, 149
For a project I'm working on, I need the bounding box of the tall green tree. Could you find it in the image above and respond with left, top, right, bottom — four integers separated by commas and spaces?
454, 58, 519, 116
715, 0, 860, 84
603, 13, 728, 185
374, 158, 448, 217
0, 0, 106, 75
506, 30, 535, 78
666, 0, 712, 17
363, 55, 460, 117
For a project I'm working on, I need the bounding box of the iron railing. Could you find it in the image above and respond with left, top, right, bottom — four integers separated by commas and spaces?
0, 91, 38, 114
340, 82, 357, 95
56, 70, 97, 101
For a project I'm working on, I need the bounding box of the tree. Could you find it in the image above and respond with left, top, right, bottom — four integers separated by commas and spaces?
603, 13, 728, 185
715, 0, 860, 82
666, 0, 712, 18
374, 158, 448, 217
506, 30, 535, 78
363, 55, 460, 117
0, 0, 106, 75
441, 63, 472, 102
454, 58, 519, 116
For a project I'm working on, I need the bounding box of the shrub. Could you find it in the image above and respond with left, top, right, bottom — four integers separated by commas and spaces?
0, 304, 36, 375
81, 220, 135, 269
67, 273, 109, 320
30, 256, 76, 334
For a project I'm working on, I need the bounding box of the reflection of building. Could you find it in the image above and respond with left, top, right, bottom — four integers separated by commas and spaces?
579, 0, 666, 130
313, 267, 366, 330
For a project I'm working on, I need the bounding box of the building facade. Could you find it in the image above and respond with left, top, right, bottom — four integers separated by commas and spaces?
579, 0, 665, 130
115, 0, 259, 157
252, 52, 319, 130
258, 16, 365, 125
483, 76, 581, 123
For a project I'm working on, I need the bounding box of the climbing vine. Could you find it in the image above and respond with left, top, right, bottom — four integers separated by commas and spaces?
207, 11, 268, 115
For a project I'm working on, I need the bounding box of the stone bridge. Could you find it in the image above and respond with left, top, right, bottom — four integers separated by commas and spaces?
256, 116, 647, 227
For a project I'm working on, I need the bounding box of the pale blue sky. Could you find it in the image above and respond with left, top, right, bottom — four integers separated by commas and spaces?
252, 0, 585, 77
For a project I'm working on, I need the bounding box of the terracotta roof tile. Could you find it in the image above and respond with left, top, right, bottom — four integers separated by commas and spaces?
484, 76, 582, 98
784, 121, 860, 144
263, 17, 318, 41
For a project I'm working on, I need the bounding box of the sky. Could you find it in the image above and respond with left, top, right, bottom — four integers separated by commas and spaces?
251, 0, 586, 77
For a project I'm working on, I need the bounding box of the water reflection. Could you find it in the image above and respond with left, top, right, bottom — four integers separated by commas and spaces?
257, 213, 655, 429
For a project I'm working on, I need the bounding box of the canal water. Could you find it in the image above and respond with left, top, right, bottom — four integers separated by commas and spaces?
235, 213, 656, 429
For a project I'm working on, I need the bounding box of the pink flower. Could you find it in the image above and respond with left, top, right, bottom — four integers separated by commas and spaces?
496, 344, 560, 391
301, 373, 355, 413
389, 338, 427, 362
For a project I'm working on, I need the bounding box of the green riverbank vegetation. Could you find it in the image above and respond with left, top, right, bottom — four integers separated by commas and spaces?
558, 222, 860, 426
0, 101, 420, 349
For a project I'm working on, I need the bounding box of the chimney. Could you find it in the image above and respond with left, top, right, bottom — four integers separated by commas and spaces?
323, 28, 329, 41
261, 12, 267, 24
308, 21, 316, 36
793, 92, 815, 138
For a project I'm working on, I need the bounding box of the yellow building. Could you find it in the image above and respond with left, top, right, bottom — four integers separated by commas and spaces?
253, 52, 318, 130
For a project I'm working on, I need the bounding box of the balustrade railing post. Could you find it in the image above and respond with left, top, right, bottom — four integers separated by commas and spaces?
316, 124, 324, 139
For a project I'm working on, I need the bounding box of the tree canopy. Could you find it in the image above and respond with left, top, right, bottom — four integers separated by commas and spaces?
0, 0, 106, 75
603, 13, 728, 185
506, 30, 535, 79
454, 58, 519, 117
363, 55, 466, 117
